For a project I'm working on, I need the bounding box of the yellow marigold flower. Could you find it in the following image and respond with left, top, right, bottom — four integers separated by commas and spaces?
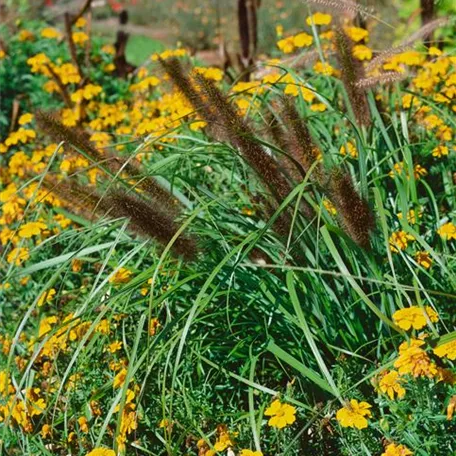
277, 36, 295, 54
397, 51, 425, 66
108, 341, 122, 353
71, 84, 102, 103
75, 17, 87, 28
231, 81, 262, 94
393, 306, 438, 331
149, 318, 160, 336
86, 449, 115, 456
113, 368, 128, 388
18, 113, 34, 125
436, 125, 452, 142
447, 396, 456, 420
422, 113, 443, 130
0, 49, 5, 59
27, 53, 50, 73
101, 44, 115, 54
339, 142, 358, 158
397, 209, 420, 224
7, 247, 29, 266
5, 128, 36, 146
381, 443, 413, 456
90, 131, 111, 148
389, 230, 414, 252
38, 288, 56, 307
19, 30, 35, 42
394, 339, 437, 378
345, 26, 369, 43
293, 32, 313, 48
437, 222, 456, 240
109, 267, 132, 284
276, 24, 283, 38
61, 108, 80, 127
151, 48, 187, 61
320, 30, 334, 40
414, 164, 427, 178
54, 214, 72, 229
194, 67, 224, 82
264, 399, 296, 429
18, 221, 47, 238
378, 370, 406, 400
213, 431, 235, 451
54, 63, 81, 85
434, 340, 456, 360
104, 63, 116, 73
158, 418, 171, 428
78, 416, 89, 433
313, 61, 334, 76
96, 319, 110, 335
336, 399, 371, 429
41, 27, 61, 39
402, 94, 419, 109
389, 162, 426, 180
306, 12, 332, 26
323, 199, 337, 215
310, 103, 327, 112
415, 251, 432, 269
72, 31, 89, 45
43, 80, 59, 93
353, 44, 372, 61
38, 315, 58, 337
41, 423, 52, 438
240, 451, 263, 456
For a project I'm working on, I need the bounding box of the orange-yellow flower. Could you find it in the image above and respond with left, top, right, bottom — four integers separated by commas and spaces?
389, 231, 415, 252
447, 396, 456, 420
415, 251, 432, 269
378, 370, 406, 400
86, 449, 115, 456
264, 399, 297, 429
381, 443, 413, 456
336, 399, 372, 429
392, 306, 439, 331
434, 340, 456, 360
306, 13, 332, 26
18, 221, 47, 239
37, 288, 56, 307
437, 222, 456, 240
7, 247, 29, 266
394, 339, 437, 378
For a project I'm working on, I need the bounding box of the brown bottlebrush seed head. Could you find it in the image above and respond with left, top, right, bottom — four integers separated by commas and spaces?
36, 110, 179, 212
279, 96, 325, 183
404, 16, 449, 46
158, 57, 215, 122
355, 72, 407, 89
328, 171, 375, 249
36, 110, 104, 164
334, 27, 371, 127
191, 72, 293, 205
41, 175, 109, 221
106, 190, 197, 260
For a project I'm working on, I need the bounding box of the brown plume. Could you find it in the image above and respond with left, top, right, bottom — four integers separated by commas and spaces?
35, 110, 179, 212
334, 27, 371, 127
328, 171, 374, 249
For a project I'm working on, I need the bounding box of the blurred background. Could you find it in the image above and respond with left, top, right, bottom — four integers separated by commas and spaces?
5, 0, 456, 67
